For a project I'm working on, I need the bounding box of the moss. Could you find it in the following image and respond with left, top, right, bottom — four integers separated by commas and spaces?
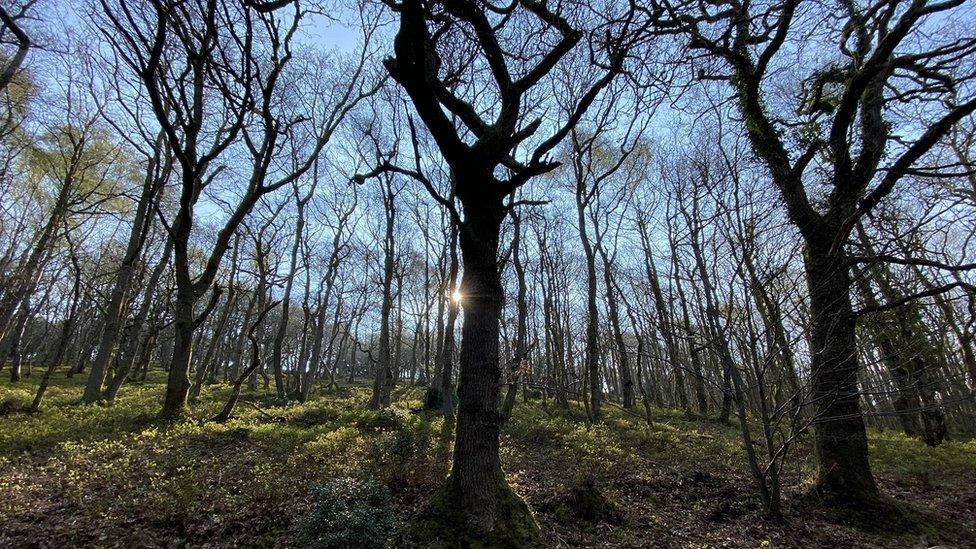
545, 477, 622, 526
411, 475, 544, 548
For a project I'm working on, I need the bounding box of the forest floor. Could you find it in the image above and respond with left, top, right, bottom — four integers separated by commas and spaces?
1, 374, 974, 548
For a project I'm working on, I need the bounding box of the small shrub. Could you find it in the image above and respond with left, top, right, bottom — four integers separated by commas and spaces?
369, 426, 434, 487
0, 395, 25, 416
299, 427, 369, 476
544, 477, 622, 526
287, 404, 341, 427
353, 409, 405, 432
298, 478, 394, 549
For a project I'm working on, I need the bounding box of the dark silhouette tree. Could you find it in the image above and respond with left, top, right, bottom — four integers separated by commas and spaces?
356, 0, 645, 542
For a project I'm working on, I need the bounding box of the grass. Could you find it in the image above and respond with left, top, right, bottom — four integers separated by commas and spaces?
1, 372, 974, 547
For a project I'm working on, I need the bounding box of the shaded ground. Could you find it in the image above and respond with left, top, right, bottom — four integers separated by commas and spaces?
1, 374, 974, 547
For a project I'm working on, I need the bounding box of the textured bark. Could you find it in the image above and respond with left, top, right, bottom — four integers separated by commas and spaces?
447, 199, 509, 533
805, 245, 879, 500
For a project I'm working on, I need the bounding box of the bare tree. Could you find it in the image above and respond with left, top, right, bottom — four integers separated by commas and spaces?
653, 0, 976, 502
99, 0, 379, 418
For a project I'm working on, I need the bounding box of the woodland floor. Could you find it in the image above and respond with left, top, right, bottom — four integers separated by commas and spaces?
1, 373, 974, 548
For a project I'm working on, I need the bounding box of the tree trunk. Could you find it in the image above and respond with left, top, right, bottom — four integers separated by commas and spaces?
160, 287, 195, 420
82, 151, 162, 403
598, 247, 634, 409
450, 208, 511, 529
214, 300, 279, 423
418, 195, 539, 545
7, 303, 28, 382
577, 200, 602, 420
30, 248, 83, 413
368, 178, 397, 409
271, 195, 308, 401
501, 209, 527, 420
440, 226, 460, 418
805, 245, 879, 501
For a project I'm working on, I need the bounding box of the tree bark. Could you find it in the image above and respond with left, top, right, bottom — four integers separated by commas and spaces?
444, 200, 512, 532
805, 244, 879, 501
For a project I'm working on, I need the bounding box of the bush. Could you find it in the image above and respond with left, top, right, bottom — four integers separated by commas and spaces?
298, 478, 394, 549
352, 409, 405, 432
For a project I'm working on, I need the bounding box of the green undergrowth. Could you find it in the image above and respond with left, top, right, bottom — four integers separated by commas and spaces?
1, 374, 974, 546
870, 430, 976, 482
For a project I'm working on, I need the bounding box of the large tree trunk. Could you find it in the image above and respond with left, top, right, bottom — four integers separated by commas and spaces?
452, 209, 509, 526
418, 197, 539, 545
160, 288, 195, 420
805, 245, 879, 501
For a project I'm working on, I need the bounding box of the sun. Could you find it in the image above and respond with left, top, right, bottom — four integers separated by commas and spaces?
451, 289, 462, 303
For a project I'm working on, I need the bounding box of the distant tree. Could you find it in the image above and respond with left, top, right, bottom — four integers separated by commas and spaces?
98, 0, 379, 418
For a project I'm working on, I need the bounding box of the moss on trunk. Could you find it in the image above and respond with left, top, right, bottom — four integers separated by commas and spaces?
412, 475, 543, 548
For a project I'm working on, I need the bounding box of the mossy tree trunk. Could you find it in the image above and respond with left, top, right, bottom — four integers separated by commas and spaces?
805, 244, 879, 501
415, 189, 541, 545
